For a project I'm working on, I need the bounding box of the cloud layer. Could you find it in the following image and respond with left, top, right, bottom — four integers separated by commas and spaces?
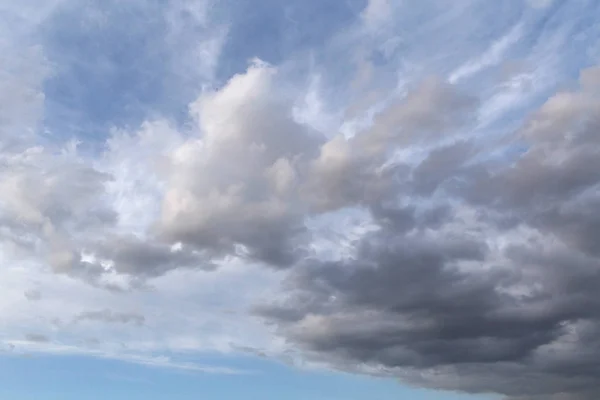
2, 0, 600, 398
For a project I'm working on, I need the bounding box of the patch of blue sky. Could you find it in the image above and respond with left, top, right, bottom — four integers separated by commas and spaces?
215, 0, 366, 81
40, 1, 173, 140
0, 353, 501, 400
38, 0, 223, 144
37, 0, 367, 145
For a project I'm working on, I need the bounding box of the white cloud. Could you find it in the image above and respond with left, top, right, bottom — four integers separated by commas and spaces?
3, 339, 253, 374
361, 0, 393, 30
449, 22, 524, 84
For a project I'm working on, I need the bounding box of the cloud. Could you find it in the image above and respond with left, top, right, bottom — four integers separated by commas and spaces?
0, 130, 211, 288
2, 1, 600, 398
157, 64, 476, 267
257, 65, 600, 399
449, 22, 524, 84
24, 333, 50, 343
74, 310, 145, 326
157, 60, 323, 267
24, 289, 42, 301
5, 340, 253, 375
361, 0, 393, 30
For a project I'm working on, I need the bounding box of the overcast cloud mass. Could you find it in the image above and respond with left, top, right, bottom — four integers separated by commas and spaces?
1, 0, 600, 399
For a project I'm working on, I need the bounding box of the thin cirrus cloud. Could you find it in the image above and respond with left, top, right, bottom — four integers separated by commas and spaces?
1, 0, 600, 399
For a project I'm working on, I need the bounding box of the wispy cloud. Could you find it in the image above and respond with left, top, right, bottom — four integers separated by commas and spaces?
3, 340, 253, 375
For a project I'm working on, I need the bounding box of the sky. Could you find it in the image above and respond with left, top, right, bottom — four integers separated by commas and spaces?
1, 0, 600, 399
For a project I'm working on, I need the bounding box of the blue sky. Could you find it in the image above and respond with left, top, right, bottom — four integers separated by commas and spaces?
1, 1, 600, 399
0, 354, 498, 400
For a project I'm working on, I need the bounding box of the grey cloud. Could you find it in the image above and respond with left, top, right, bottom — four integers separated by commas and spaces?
83, 338, 101, 346
302, 78, 476, 214
24, 289, 42, 301
256, 65, 600, 399
258, 219, 600, 398
0, 142, 212, 286
24, 333, 50, 343
579, 66, 600, 91
358, 77, 477, 151
0, 149, 116, 231
260, 228, 547, 365
74, 310, 145, 326
41, 226, 213, 290
411, 140, 475, 195
460, 69, 600, 259
0, 146, 117, 282
302, 134, 400, 212
92, 235, 214, 277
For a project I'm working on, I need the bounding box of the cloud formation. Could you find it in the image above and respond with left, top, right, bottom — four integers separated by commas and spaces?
2, 0, 600, 398
157, 66, 475, 268
257, 66, 600, 400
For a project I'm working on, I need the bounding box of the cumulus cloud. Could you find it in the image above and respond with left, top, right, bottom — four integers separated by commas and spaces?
158, 61, 323, 267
